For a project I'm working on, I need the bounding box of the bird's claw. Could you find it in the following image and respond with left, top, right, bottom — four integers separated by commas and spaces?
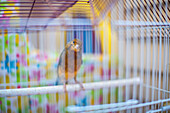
74, 79, 85, 91
64, 84, 67, 93
78, 82, 85, 91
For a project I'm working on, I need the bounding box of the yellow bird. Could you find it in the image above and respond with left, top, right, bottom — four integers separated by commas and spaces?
56, 39, 84, 92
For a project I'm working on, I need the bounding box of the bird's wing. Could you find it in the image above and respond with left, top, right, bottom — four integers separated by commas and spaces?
58, 49, 65, 66
56, 49, 66, 85
57, 49, 66, 78
57, 44, 72, 75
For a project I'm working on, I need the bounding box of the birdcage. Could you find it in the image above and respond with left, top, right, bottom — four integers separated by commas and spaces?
0, 0, 169, 113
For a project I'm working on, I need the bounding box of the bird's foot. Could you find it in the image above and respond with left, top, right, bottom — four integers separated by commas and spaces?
75, 80, 85, 91
63, 84, 68, 93
79, 82, 85, 91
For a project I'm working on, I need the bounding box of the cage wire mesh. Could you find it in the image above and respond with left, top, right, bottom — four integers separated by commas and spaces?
0, 0, 170, 113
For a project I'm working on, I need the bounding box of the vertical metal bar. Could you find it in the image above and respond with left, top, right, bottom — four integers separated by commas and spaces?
78, 24, 82, 84
125, 1, 131, 109
68, 28, 72, 105
167, 28, 170, 106
94, 26, 97, 104
118, 25, 123, 102
154, 28, 158, 109
151, 0, 158, 110
94, 26, 97, 105
125, 27, 131, 113
103, 18, 108, 104
66, 29, 70, 109
14, 31, 18, 113
145, 10, 151, 112
98, 27, 101, 105
166, 26, 170, 110
94, 26, 100, 105
6, 30, 12, 113
166, 30, 169, 113
13, 32, 18, 113
158, 0, 163, 107
39, 30, 44, 113
70, 23, 74, 106
85, 25, 89, 109
81, 26, 84, 55
139, 28, 144, 113
165, 28, 168, 113
76, 26, 79, 107
33, 32, 38, 113
0, 30, 2, 113
158, 27, 162, 102
33, 32, 37, 112
18, 33, 23, 113
151, 28, 156, 110
11, 31, 15, 113
53, 27, 57, 112
24, 33, 29, 113
43, 31, 46, 113
90, 27, 93, 104
110, 6, 116, 104
162, 28, 166, 101
138, 0, 144, 110
73, 25, 80, 107
27, 31, 30, 113
58, 28, 61, 113
90, 26, 93, 105
87, 26, 91, 105
8, 29, 12, 113
2, 29, 7, 113
59, 27, 65, 113
8, 30, 10, 88
132, 22, 138, 113
81, 25, 84, 84
44, 30, 50, 112
118, 0, 124, 105
164, 0, 169, 112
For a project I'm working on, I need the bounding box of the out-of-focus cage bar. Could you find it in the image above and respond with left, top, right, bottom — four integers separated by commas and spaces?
0, 0, 116, 33
0, 0, 170, 113
110, 0, 170, 112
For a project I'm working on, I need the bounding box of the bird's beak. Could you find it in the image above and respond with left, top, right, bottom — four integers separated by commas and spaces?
73, 44, 81, 52
74, 44, 79, 49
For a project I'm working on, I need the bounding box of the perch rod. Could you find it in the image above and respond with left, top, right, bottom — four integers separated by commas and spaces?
0, 77, 140, 97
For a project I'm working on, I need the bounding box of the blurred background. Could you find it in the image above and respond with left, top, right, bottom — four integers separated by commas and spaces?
0, 0, 169, 113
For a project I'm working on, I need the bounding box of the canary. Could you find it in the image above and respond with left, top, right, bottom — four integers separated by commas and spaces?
56, 39, 84, 92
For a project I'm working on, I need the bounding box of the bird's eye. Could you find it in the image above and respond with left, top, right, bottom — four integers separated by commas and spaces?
73, 41, 75, 44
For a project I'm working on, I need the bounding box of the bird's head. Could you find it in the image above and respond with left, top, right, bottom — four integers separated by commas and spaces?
68, 39, 82, 52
